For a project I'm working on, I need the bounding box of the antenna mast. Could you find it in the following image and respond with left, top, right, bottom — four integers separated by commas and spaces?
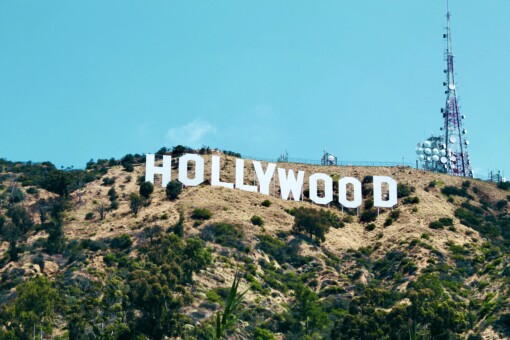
442, 0, 473, 177
416, 0, 473, 178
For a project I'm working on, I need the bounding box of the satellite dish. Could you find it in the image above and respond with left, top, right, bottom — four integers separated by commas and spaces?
449, 136, 457, 143
465, 140, 470, 145
432, 155, 440, 162
440, 156, 448, 164
502, 178, 507, 183
419, 155, 425, 160
417, 143, 421, 147
424, 148, 432, 155
462, 115, 466, 119
440, 150, 447, 156
424, 141, 432, 148
416, 148, 423, 155
432, 148, 439, 155
328, 155, 335, 162
463, 129, 467, 134
450, 156, 457, 162
448, 83, 456, 90
427, 157, 432, 161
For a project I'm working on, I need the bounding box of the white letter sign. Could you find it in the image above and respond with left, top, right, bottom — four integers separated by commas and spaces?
253, 161, 276, 195
309, 173, 333, 205
235, 159, 257, 192
338, 177, 362, 208
178, 154, 204, 186
278, 168, 304, 201
373, 176, 398, 208
145, 154, 172, 187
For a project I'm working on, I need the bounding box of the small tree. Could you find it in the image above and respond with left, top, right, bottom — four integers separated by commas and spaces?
9, 185, 24, 204
292, 207, 341, 243
13, 276, 58, 338
129, 193, 143, 216
166, 180, 182, 200
94, 200, 109, 220
46, 219, 65, 254
250, 215, 264, 226
171, 212, 185, 237
139, 181, 154, 199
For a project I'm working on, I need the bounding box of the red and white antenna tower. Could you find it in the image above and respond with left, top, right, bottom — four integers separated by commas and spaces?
416, 0, 473, 178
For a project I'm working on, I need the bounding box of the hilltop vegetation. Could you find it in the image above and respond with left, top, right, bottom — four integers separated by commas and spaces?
0, 147, 510, 339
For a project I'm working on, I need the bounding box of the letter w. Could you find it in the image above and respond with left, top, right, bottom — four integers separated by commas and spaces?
278, 168, 304, 201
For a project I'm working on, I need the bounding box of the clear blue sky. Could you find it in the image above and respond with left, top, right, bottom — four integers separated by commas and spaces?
1, 1, 509, 178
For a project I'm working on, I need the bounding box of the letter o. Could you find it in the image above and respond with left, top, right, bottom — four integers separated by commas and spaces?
338, 177, 362, 208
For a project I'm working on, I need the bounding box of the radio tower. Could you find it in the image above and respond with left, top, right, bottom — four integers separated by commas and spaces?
416, 0, 473, 178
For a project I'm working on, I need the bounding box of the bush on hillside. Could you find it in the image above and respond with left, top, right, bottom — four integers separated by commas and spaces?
166, 180, 182, 200
397, 183, 415, 198
200, 222, 244, 249
250, 215, 264, 226
292, 207, 343, 243
498, 181, 510, 191
441, 186, 473, 199
261, 199, 272, 207
191, 208, 212, 220
139, 181, 154, 199
403, 196, 420, 205
429, 217, 454, 230
359, 209, 378, 223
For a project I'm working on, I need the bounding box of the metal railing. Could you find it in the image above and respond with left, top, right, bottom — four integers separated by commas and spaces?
242, 154, 415, 168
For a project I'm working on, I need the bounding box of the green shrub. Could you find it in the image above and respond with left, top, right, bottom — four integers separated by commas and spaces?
462, 180, 471, 188
291, 207, 343, 242
384, 218, 393, 227
343, 215, 354, 223
250, 215, 264, 226
397, 183, 415, 198
110, 200, 119, 210
364, 199, 374, 209
429, 217, 453, 229
9, 186, 24, 204
389, 210, 400, 220
254, 327, 276, 340
498, 181, 510, 190
85, 212, 94, 220
139, 181, 154, 199
495, 200, 508, 210
360, 209, 378, 223
201, 223, 244, 248
192, 208, 212, 220
121, 154, 135, 172
365, 223, 376, 231
26, 187, 39, 195
441, 186, 473, 199
110, 234, 132, 250
261, 199, 271, 207
403, 196, 420, 205
166, 180, 182, 200
129, 193, 143, 215
107, 187, 118, 201
206, 290, 223, 305
102, 177, 115, 186
454, 208, 483, 229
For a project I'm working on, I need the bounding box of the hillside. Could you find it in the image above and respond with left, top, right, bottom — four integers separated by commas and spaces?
0, 150, 510, 339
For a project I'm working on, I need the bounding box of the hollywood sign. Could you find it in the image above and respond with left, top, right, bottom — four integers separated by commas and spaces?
145, 154, 398, 208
